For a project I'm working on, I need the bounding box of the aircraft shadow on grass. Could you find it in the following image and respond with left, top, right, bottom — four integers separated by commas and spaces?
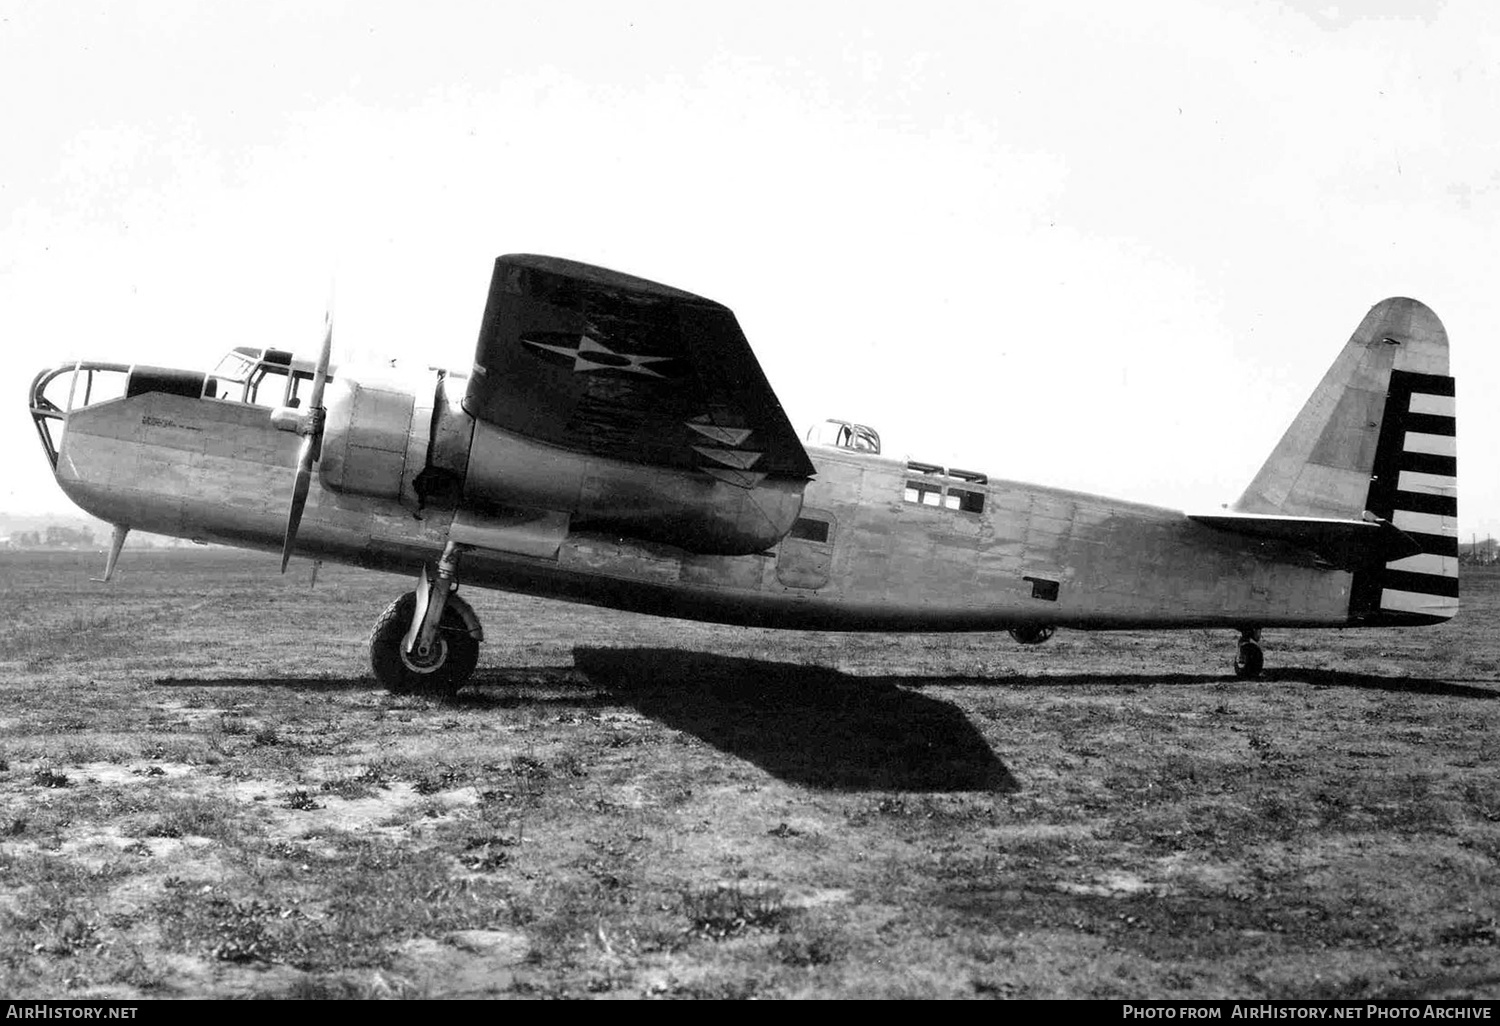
159, 648, 1019, 794
153, 653, 1496, 792
930, 668, 1500, 700
1262, 667, 1500, 699
561, 647, 1018, 794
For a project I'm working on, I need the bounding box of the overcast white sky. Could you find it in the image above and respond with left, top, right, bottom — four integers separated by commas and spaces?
3, 0, 1497, 540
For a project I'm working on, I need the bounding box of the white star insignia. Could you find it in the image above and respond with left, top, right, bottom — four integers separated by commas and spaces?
523, 335, 674, 378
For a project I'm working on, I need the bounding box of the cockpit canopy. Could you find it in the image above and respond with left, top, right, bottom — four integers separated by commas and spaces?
211, 346, 334, 408
805, 419, 881, 455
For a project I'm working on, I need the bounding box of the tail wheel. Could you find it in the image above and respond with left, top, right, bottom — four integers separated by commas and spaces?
370, 591, 479, 696
1009, 625, 1056, 645
1234, 641, 1264, 680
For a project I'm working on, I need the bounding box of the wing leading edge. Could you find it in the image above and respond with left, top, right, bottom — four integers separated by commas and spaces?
463, 255, 815, 486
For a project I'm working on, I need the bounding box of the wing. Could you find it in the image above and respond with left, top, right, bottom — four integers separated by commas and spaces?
463, 255, 815, 485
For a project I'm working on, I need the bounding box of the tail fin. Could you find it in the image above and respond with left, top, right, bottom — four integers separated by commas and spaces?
1235, 298, 1457, 624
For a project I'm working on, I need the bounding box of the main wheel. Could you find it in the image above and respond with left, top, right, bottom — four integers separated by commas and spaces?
369, 591, 480, 696
1233, 641, 1264, 680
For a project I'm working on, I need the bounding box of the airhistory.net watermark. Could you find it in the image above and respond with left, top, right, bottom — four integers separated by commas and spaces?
1121, 1007, 1493, 1021
5, 1008, 137, 1019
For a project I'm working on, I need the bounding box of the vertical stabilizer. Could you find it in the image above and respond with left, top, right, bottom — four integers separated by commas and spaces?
1235, 298, 1457, 623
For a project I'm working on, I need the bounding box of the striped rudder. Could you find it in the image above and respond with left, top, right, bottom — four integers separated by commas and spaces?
1350, 369, 1458, 624
1233, 296, 1457, 626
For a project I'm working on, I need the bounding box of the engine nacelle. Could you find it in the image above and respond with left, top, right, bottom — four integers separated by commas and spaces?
318, 378, 417, 500
317, 371, 805, 555
464, 420, 805, 556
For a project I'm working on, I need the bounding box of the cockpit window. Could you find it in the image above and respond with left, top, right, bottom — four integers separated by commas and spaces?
210, 347, 331, 407
212, 350, 259, 382
246, 364, 291, 406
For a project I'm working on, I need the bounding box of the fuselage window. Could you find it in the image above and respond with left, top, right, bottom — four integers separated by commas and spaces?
905, 461, 987, 514
905, 480, 944, 506
1024, 576, 1060, 602
947, 487, 985, 514
790, 517, 831, 543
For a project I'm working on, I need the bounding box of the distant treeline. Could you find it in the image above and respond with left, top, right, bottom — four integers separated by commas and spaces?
1462, 538, 1499, 565
7, 525, 95, 548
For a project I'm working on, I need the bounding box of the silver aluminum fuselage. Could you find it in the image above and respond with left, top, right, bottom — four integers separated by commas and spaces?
38, 369, 1355, 632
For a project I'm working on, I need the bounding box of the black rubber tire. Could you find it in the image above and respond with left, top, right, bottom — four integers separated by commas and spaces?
1008, 625, 1056, 645
369, 591, 480, 697
1233, 641, 1264, 680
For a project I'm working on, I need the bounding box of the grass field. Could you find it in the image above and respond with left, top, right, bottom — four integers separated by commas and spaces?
1, 549, 1498, 999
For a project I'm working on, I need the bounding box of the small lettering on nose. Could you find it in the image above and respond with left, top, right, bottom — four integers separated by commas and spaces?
141, 415, 201, 431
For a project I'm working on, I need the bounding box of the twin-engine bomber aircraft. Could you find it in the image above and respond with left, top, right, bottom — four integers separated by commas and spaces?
29, 255, 1458, 693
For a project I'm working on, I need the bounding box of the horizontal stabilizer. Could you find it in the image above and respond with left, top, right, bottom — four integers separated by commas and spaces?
1187, 512, 1422, 571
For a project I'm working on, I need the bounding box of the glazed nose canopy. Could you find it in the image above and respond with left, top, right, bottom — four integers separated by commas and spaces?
125, 366, 216, 400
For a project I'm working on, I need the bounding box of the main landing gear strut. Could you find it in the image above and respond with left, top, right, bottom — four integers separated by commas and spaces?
369, 542, 483, 696
1234, 628, 1264, 680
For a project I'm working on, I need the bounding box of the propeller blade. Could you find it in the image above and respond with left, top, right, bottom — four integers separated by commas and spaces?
280, 438, 314, 572
279, 311, 334, 573
308, 313, 332, 411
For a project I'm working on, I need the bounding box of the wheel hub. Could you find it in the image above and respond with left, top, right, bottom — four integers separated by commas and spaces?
400, 635, 448, 673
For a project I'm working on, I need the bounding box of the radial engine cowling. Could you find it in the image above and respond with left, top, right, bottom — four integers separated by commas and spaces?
318, 378, 417, 500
